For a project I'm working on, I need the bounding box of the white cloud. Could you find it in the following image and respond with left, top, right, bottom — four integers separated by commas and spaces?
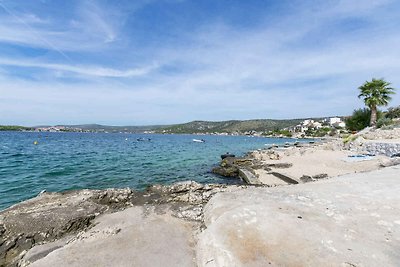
0, 58, 158, 77
73, 1, 120, 43
0, 0, 125, 52
328, 0, 394, 16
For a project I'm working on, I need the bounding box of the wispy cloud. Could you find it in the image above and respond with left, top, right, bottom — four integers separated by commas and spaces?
0, 0, 125, 52
0, 58, 158, 78
72, 0, 120, 43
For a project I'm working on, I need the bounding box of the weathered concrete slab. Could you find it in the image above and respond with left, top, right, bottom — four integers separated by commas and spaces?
197, 166, 400, 266
254, 170, 289, 186
270, 171, 299, 184
238, 168, 262, 185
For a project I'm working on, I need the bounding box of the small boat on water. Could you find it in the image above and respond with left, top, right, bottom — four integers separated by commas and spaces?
192, 139, 205, 143
137, 138, 151, 142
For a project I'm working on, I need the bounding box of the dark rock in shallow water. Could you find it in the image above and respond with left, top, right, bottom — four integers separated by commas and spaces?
221, 153, 235, 160
211, 166, 239, 177
212, 156, 263, 183
212, 158, 239, 177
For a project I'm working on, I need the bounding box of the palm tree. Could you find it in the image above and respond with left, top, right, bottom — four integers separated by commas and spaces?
358, 78, 395, 127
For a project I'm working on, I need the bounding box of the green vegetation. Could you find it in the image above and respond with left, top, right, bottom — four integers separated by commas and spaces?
58, 124, 162, 133
358, 78, 396, 126
156, 119, 304, 134
305, 127, 332, 137
345, 108, 382, 131
342, 134, 358, 144
266, 129, 293, 137
376, 117, 393, 128
0, 125, 33, 131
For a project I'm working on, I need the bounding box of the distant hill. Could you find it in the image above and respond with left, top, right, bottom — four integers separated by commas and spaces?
2, 118, 322, 134
155, 119, 306, 134
57, 124, 163, 133
0, 125, 33, 131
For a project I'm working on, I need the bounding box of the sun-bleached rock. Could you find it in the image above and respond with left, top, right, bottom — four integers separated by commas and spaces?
197, 166, 400, 267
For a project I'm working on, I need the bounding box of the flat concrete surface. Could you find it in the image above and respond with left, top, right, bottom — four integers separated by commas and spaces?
25, 206, 197, 267
197, 166, 400, 266
238, 168, 262, 185
254, 170, 288, 186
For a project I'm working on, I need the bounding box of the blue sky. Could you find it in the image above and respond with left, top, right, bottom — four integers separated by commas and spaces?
1, 0, 400, 126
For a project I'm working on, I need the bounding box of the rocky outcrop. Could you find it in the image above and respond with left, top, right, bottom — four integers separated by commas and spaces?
211, 156, 266, 185
211, 166, 239, 177
0, 182, 245, 267
0, 189, 132, 267
360, 127, 400, 140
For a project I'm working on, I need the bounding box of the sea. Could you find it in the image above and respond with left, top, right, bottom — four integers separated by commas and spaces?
0, 132, 300, 210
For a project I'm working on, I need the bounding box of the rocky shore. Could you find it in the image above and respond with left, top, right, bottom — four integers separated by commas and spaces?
1, 128, 400, 266
212, 138, 399, 186
0, 182, 247, 266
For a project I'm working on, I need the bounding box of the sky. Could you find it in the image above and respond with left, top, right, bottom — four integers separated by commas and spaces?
1, 0, 400, 126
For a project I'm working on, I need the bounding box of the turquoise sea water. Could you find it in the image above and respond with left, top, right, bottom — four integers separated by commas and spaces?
0, 132, 298, 210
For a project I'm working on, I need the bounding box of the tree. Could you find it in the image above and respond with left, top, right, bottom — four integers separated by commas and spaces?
346, 108, 381, 131
358, 78, 395, 126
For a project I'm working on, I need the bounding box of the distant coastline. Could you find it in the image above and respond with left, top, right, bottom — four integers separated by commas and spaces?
0, 116, 347, 138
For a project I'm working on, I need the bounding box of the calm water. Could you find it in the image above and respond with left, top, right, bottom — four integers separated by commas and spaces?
0, 132, 297, 210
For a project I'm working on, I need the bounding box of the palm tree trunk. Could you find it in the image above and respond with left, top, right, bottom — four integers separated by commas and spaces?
370, 106, 377, 126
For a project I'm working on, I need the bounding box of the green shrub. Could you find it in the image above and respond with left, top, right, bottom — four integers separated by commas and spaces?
278, 129, 292, 137
346, 108, 382, 131
376, 117, 393, 128
343, 135, 357, 144
305, 127, 331, 137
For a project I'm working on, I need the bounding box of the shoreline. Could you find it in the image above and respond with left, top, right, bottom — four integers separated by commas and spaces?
212, 137, 398, 186
1, 131, 400, 266
0, 132, 306, 212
